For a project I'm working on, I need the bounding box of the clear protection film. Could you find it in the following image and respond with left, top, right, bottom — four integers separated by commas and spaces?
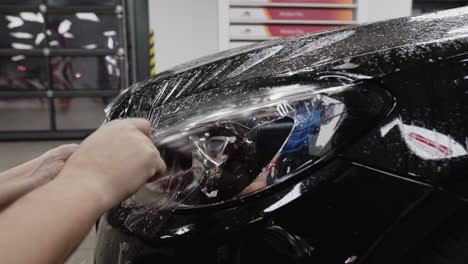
117, 84, 351, 234
95, 7, 464, 244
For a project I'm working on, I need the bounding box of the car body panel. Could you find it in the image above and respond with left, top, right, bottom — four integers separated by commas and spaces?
97, 7, 468, 264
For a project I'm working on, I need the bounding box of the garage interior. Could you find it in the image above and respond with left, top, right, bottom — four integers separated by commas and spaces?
0, 1, 465, 263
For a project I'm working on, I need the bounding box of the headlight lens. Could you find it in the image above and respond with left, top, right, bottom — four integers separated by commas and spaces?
143, 84, 345, 202
107, 80, 390, 233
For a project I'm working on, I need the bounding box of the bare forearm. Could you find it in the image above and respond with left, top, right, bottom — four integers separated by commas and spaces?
0, 120, 164, 264
0, 177, 42, 211
0, 144, 78, 211
0, 159, 46, 211
0, 175, 105, 264
0, 156, 43, 181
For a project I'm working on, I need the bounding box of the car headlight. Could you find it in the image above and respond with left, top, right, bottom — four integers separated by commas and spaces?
105, 76, 391, 235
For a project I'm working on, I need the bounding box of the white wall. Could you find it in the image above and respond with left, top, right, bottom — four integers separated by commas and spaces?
148, 0, 219, 72
148, 0, 413, 72
358, 0, 413, 23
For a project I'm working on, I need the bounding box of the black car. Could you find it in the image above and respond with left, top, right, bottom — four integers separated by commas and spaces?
96, 7, 468, 264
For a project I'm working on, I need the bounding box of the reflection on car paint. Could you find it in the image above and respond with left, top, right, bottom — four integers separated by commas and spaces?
449, 25, 468, 35
227, 46, 283, 78
282, 30, 355, 61
410, 7, 467, 21
381, 117, 468, 160
264, 183, 302, 213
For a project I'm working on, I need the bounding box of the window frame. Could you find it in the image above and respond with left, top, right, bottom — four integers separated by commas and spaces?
0, 0, 150, 140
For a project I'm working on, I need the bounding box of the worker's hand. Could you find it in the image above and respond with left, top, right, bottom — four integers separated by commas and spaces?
57, 118, 166, 212
31, 144, 79, 186
0, 144, 78, 211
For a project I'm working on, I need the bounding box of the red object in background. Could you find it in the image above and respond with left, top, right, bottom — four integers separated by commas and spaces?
264, 7, 353, 21
269, 0, 353, 3
265, 25, 336, 36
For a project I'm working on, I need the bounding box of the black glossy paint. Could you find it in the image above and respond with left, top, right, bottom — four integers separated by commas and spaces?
96, 8, 468, 264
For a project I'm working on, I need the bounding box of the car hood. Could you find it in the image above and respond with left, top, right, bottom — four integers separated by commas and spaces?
106, 7, 468, 121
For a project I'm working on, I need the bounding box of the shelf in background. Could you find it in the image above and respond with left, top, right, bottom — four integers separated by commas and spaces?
230, 2, 358, 8
231, 35, 279, 41
230, 19, 357, 25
